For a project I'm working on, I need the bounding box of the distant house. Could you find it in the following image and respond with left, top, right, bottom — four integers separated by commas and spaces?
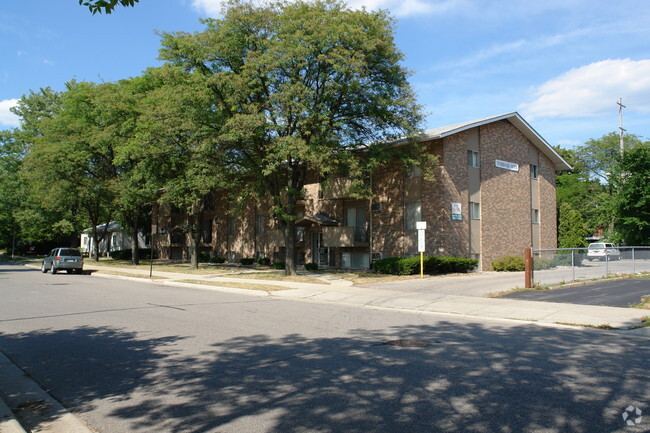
151, 112, 571, 270
80, 222, 149, 256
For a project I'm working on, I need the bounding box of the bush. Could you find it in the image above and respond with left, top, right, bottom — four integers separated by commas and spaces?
272, 261, 285, 270
492, 255, 525, 272
240, 258, 255, 266
373, 255, 478, 275
210, 256, 226, 264
198, 251, 211, 263
257, 257, 271, 266
304, 262, 319, 271
110, 248, 156, 260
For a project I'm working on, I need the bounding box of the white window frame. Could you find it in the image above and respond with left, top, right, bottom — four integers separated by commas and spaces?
467, 150, 480, 168
469, 202, 481, 220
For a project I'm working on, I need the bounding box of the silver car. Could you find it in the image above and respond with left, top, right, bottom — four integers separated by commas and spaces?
586, 242, 621, 261
41, 248, 84, 274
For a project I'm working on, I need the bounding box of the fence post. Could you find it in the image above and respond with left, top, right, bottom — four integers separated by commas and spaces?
632, 247, 636, 274
525, 247, 533, 288
571, 249, 576, 282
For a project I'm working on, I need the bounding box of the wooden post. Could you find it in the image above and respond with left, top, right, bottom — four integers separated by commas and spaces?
420, 251, 424, 278
524, 247, 533, 288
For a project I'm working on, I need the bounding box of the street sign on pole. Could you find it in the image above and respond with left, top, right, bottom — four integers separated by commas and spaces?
416, 221, 426, 277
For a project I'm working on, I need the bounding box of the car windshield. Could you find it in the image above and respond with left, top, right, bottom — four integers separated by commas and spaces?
59, 249, 81, 256
589, 243, 605, 249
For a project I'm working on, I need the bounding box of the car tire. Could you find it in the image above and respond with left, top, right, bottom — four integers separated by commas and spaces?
51, 263, 57, 275
41, 262, 48, 273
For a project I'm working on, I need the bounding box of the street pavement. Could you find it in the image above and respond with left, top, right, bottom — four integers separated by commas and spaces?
0, 261, 649, 432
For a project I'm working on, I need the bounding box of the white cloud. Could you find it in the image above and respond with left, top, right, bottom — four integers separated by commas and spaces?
0, 99, 20, 128
519, 59, 650, 119
191, 0, 465, 17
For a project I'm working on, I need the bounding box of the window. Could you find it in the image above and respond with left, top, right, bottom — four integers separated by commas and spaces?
405, 164, 421, 178
532, 209, 540, 224
256, 214, 265, 237
346, 207, 368, 242
202, 219, 213, 243
467, 150, 480, 168
227, 216, 235, 237
405, 202, 422, 230
469, 202, 480, 220
530, 164, 539, 179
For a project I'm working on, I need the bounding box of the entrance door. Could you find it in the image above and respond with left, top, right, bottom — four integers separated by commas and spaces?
312, 232, 333, 267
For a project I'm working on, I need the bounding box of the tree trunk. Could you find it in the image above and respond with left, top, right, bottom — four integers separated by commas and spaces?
188, 202, 204, 270
283, 220, 297, 276
131, 221, 140, 265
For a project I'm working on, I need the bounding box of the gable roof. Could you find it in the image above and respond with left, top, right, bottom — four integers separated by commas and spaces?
420, 112, 572, 171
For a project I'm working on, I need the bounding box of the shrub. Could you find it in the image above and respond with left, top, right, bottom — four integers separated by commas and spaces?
210, 256, 226, 264
492, 255, 525, 272
427, 256, 478, 274
110, 248, 156, 260
304, 262, 319, 271
373, 256, 478, 275
272, 261, 285, 270
257, 257, 271, 266
240, 258, 255, 266
198, 251, 211, 263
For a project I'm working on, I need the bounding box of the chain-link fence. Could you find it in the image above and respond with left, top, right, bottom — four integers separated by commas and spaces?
531, 246, 650, 286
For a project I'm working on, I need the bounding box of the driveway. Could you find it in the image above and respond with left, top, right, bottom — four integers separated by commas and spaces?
502, 278, 650, 307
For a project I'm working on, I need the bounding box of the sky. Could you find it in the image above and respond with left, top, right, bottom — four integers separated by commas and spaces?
1, 0, 649, 149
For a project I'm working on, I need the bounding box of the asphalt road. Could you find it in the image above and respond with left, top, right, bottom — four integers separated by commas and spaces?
503, 279, 650, 307
0, 262, 648, 433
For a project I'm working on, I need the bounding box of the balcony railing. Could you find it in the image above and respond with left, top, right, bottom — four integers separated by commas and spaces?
323, 226, 369, 247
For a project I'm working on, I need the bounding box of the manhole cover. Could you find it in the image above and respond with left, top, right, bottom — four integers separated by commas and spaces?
383, 339, 432, 347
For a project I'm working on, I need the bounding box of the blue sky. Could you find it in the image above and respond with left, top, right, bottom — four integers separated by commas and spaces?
1, 0, 649, 148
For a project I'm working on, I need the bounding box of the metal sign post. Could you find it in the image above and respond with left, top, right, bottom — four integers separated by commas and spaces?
416, 222, 426, 278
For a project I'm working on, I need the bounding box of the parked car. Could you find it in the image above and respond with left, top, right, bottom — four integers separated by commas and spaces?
41, 248, 84, 274
586, 243, 621, 261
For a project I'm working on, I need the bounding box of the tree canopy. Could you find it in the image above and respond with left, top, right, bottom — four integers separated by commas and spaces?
159, 0, 423, 274
79, 0, 140, 14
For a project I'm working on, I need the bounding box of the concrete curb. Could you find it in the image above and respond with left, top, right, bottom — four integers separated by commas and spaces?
0, 397, 27, 433
0, 351, 93, 433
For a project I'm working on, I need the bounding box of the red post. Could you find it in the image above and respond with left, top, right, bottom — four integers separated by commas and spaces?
524, 247, 533, 288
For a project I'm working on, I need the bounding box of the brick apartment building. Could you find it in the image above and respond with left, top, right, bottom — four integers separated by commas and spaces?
152, 112, 571, 270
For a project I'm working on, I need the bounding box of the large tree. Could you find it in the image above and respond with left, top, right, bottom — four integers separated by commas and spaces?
20, 82, 122, 260
159, 0, 423, 274
612, 144, 650, 245
130, 66, 227, 269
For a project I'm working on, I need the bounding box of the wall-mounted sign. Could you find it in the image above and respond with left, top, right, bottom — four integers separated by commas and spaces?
495, 159, 519, 172
451, 202, 462, 221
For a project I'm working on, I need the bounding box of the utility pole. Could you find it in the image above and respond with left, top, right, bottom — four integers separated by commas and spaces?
617, 98, 626, 154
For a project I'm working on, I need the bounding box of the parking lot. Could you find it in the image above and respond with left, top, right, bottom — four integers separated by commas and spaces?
503, 278, 650, 307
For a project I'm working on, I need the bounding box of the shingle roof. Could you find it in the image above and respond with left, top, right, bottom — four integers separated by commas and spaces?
420, 112, 572, 171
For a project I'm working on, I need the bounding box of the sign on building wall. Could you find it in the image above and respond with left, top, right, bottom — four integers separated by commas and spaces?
495, 159, 519, 172
451, 202, 462, 220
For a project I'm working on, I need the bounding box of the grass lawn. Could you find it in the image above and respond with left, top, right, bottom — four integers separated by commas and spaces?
176, 279, 291, 292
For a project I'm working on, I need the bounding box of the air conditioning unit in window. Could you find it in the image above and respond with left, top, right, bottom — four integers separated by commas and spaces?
371, 252, 383, 261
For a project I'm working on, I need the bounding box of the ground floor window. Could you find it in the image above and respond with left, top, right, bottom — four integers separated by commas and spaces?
341, 252, 369, 269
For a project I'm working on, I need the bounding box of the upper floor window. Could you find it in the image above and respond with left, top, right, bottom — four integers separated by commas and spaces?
405, 164, 421, 178
467, 150, 480, 168
405, 202, 422, 230
532, 209, 540, 224
256, 214, 265, 237
530, 164, 539, 179
469, 202, 481, 220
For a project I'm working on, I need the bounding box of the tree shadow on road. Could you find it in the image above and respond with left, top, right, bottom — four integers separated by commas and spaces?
0, 322, 648, 433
